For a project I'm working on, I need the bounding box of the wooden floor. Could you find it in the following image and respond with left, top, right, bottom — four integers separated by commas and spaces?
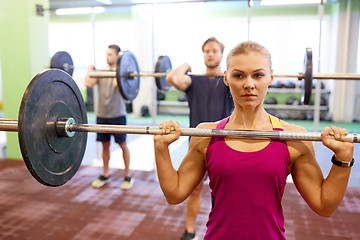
0, 159, 359, 240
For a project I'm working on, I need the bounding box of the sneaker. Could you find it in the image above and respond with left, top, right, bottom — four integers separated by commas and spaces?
92, 175, 110, 188
180, 230, 198, 240
121, 176, 134, 190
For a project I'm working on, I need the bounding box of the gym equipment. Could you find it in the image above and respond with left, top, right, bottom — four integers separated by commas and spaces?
0, 67, 358, 186
18, 69, 87, 186
50, 48, 360, 105
270, 80, 284, 88
178, 94, 187, 102
157, 90, 165, 101
275, 48, 360, 105
115, 51, 140, 101
88, 51, 172, 101
50, 51, 74, 76
140, 105, 150, 117
286, 97, 300, 105
284, 80, 296, 89
320, 96, 328, 106
50, 51, 173, 101
155, 56, 172, 91
88, 51, 225, 99
265, 97, 277, 105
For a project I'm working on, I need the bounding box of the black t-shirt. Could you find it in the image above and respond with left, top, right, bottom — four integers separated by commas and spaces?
185, 75, 234, 128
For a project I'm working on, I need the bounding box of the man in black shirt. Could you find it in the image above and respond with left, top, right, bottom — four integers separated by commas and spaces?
166, 37, 233, 240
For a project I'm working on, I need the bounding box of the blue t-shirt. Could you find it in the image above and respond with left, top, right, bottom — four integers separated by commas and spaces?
185, 75, 233, 128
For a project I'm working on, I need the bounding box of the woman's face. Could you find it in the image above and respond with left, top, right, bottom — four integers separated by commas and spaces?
224, 51, 273, 108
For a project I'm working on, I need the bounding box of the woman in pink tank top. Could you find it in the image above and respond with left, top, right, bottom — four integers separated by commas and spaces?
154, 41, 354, 239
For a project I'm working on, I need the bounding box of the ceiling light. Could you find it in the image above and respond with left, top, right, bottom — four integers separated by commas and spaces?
96, 0, 113, 5
261, 0, 324, 6
131, 0, 194, 3
55, 7, 105, 15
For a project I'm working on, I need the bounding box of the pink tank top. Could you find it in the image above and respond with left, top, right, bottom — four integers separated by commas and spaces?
204, 116, 289, 240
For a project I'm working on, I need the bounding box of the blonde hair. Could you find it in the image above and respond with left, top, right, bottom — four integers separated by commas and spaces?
226, 41, 272, 69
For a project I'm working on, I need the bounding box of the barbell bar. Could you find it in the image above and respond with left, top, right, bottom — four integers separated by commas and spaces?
89, 71, 360, 81
2, 117, 359, 142
89, 70, 169, 78
274, 73, 360, 80
62, 118, 358, 142
89, 70, 227, 80
1, 69, 359, 188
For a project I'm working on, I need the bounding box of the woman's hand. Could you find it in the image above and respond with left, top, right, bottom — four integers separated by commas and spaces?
154, 121, 182, 147
321, 126, 354, 161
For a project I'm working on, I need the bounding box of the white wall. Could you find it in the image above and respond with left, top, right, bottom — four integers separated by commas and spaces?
0, 56, 2, 103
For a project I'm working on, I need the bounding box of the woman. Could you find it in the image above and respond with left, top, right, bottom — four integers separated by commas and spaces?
153, 41, 354, 239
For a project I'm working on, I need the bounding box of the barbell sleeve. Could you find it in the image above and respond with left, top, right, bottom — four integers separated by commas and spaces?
312, 73, 360, 80
273, 73, 360, 80
89, 71, 116, 78
130, 72, 167, 78
274, 74, 304, 80
0, 119, 18, 132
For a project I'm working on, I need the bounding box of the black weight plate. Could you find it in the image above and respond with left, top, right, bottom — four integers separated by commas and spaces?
301, 48, 313, 105
50, 51, 74, 76
155, 55, 172, 91
116, 51, 140, 101
18, 69, 87, 186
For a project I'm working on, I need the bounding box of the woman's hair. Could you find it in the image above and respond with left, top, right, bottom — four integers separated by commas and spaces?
226, 41, 272, 69
202, 37, 225, 54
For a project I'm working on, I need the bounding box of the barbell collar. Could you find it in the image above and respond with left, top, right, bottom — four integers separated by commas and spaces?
64, 121, 360, 143
55, 118, 76, 137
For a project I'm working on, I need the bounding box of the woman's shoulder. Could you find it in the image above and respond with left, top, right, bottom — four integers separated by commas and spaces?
279, 119, 308, 132
196, 121, 219, 129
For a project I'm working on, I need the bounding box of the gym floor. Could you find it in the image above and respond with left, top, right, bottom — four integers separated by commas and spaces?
0, 113, 360, 239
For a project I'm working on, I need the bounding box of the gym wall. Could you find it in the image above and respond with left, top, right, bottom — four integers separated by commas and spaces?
0, 0, 50, 159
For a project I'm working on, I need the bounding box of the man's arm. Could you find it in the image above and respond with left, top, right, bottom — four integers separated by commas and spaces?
166, 63, 192, 91
84, 65, 99, 88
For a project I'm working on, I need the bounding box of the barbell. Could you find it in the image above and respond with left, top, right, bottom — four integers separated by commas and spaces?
1, 69, 360, 187
50, 50, 224, 101
274, 48, 360, 105
50, 51, 173, 101
50, 51, 74, 76
50, 48, 360, 104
